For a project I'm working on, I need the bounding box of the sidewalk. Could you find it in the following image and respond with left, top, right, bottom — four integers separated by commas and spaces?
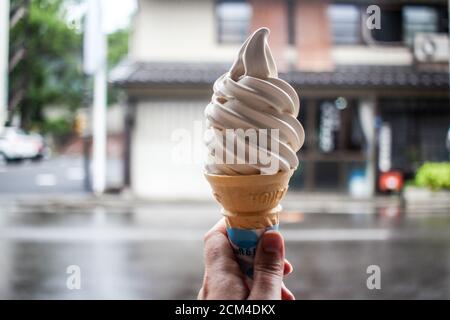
284, 192, 402, 214
2, 189, 448, 216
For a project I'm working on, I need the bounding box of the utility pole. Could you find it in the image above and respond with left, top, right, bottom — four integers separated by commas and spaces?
84, 0, 107, 195
0, 0, 10, 133
92, 55, 107, 195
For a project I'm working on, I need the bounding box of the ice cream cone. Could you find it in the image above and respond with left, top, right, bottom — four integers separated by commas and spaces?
203, 27, 304, 284
204, 170, 294, 279
205, 170, 292, 211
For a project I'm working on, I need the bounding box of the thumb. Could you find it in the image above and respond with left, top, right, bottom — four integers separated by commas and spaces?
248, 230, 285, 300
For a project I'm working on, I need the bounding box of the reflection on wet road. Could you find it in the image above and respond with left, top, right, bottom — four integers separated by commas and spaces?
0, 202, 449, 299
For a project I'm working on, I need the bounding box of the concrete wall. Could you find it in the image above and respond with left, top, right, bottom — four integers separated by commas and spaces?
106, 104, 124, 135
332, 46, 413, 65
132, 98, 211, 199
131, 0, 413, 66
131, 0, 240, 62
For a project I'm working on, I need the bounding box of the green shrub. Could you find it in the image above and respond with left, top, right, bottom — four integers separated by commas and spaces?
415, 162, 450, 190
42, 118, 72, 137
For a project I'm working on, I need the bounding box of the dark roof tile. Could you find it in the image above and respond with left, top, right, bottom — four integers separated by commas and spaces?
110, 60, 449, 90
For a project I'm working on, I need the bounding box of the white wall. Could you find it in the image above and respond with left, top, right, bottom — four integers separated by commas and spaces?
131, 0, 240, 62
132, 98, 211, 199
131, 0, 415, 66
106, 104, 124, 134
332, 46, 413, 65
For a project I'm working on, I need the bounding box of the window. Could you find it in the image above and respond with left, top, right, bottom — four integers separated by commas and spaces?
328, 4, 361, 44
380, 98, 450, 174
403, 6, 439, 46
370, 8, 403, 42
216, 0, 252, 44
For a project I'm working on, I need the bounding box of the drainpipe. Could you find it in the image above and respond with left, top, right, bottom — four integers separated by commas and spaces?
123, 96, 135, 191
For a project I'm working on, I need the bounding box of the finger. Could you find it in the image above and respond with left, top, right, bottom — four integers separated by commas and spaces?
200, 219, 247, 300
248, 231, 285, 300
203, 218, 237, 274
281, 282, 295, 300
283, 259, 293, 276
197, 287, 205, 300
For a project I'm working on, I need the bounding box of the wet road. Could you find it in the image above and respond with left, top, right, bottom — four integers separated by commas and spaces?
0, 201, 449, 299
0, 156, 122, 195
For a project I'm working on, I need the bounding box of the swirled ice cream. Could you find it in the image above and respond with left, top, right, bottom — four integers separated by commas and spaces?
205, 27, 305, 175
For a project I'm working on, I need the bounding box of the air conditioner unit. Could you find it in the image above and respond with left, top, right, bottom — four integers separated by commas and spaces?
414, 33, 449, 63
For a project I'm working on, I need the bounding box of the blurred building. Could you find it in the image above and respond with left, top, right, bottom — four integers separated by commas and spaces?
111, 0, 449, 199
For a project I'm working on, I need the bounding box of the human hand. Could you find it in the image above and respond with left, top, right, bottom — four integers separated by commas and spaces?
198, 218, 295, 300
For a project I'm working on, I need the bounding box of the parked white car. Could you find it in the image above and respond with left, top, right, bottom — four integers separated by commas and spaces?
0, 127, 49, 165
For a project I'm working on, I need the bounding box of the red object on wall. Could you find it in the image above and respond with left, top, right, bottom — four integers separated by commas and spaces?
379, 171, 404, 192
295, 0, 333, 71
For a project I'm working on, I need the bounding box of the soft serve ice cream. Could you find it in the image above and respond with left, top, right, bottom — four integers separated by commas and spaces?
205, 27, 304, 175
203, 28, 305, 282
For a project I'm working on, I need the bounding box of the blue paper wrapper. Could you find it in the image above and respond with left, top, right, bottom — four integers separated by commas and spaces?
226, 224, 279, 280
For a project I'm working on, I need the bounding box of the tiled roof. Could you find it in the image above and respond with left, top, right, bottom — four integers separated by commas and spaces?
283, 65, 449, 88
110, 60, 229, 86
110, 60, 449, 90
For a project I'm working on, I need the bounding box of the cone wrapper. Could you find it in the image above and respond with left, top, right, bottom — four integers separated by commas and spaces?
224, 205, 281, 280
205, 170, 293, 282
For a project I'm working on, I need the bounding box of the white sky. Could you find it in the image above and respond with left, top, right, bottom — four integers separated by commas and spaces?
100, 0, 138, 33
66, 0, 138, 34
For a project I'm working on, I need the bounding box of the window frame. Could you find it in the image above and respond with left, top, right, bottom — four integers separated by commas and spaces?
402, 5, 440, 47
215, 0, 252, 45
328, 3, 364, 46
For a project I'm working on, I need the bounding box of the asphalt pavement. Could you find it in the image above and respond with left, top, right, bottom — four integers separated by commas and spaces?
0, 200, 449, 299
0, 156, 122, 195
0, 156, 449, 299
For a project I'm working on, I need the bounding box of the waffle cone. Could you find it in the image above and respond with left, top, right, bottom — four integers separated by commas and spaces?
204, 170, 294, 229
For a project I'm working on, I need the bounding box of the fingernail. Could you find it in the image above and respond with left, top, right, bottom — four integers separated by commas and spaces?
285, 260, 294, 274
262, 231, 282, 253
